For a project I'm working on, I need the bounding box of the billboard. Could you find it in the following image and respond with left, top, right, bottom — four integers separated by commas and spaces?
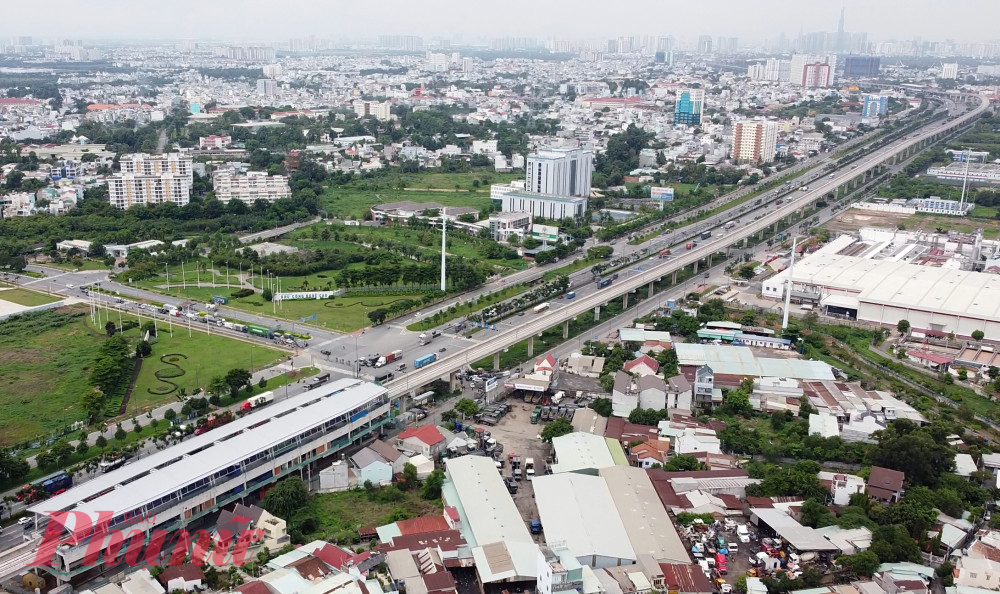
650, 187, 674, 201
532, 224, 559, 243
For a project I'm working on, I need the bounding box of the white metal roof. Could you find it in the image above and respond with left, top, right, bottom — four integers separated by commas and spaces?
552, 432, 616, 474
533, 473, 635, 563
30, 378, 386, 518
675, 343, 834, 380
599, 466, 690, 563
750, 508, 839, 551
443, 456, 533, 548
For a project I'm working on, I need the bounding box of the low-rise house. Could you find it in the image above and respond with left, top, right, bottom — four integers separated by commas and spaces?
637, 375, 667, 410
867, 466, 905, 503
157, 565, 205, 592
955, 453, 979, 479
351, 446, 393, 486
370, 439, 409, 474
397, 425, 447, 458
624, 355, 660, 378
666, 375, 693, 412
631, 440, 672, 469
818, 471, 866, 506
809, 413, 840, 438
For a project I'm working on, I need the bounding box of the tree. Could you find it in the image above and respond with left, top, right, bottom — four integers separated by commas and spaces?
870, 421, 955, 487
224, 368, 252, 399
114, 426, 127, 442
800, 499, 835, 528
135, 340, 152, 358
722, 388, 753, 417
258, 376, 268, 389
105, 321, 117, 337
95, 435, 108, 450
973, 330, 985, 341
896, 319, 910, 335
870, 524, 921, 563
76, 440, 89, 455
838, 551, 881, 578
591, 398, 613, 417
262, 287, 273, 302
140, 321, 157, 338
400, 463, 419, 491
454, 398, 479, 418
421, 469, 445, 500
81, 391, 106, 422
164, 408, 177, 422
0, 450, 30, 483
367, 309, 388, 326
541, 418, 573, 442
262, 478, 309, 520
736, 264, 756, 280
664, 455, 701, 471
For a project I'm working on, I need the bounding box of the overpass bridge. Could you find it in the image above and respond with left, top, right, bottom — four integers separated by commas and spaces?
385, 94, 992, 404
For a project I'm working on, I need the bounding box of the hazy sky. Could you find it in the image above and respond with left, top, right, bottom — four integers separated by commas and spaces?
4, 0, 997, 44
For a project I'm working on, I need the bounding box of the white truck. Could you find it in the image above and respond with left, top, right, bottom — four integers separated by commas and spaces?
418, 333, 432, 346
533, 303, 550, 314
525, 458, 535, 480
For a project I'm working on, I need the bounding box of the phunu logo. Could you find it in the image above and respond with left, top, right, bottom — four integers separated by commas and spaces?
31, 511, 263, 569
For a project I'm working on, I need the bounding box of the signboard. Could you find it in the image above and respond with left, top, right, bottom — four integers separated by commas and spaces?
485, 377, 498, 392
650, 187, 675, 201
532, 224, 559, 243
508, 382, 546, 392
274, 291, 336, 301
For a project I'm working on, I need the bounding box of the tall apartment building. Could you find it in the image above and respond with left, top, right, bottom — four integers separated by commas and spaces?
352, 100, 391, 120
256, 78, 278, 96
213, 171, 291, 204
731, 121, 778, 165
119, 153, 193, 183
697, 35, 713, 53
525, 146, 593, 199
673, 88, 704, 126
377, 35, 423, 50
941, 63, 959, 79
222, 46, 275, 61
789, 54, 834, 87
107, 173, 191, 209
862, 94, 889, 117
843, 56, 880, 78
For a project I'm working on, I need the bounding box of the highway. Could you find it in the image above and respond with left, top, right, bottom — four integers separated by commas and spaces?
384, 93, 990, 398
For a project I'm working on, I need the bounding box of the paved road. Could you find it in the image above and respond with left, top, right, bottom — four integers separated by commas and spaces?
237, 217, 320, 243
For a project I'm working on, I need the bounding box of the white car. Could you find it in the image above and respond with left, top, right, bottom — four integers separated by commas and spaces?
66, 284, 74, 288
728, 542, 739, 552
739, 534, 751, 543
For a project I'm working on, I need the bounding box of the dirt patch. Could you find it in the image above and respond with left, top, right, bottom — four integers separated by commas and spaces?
1, 347, 46, 364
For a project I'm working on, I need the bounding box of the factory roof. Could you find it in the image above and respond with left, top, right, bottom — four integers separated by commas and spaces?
30, 379, 387, 521
675, 344, 834, 380
552, 432, 617, 474
533, 473, 635, 563
443, 456, 533, 548
749, 508, 840, 551
599, 466, 689, 563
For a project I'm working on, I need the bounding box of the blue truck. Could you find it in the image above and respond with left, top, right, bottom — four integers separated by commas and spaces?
414, 353, 438, 369
566, 292, 576, 299
597, 278, 612, 289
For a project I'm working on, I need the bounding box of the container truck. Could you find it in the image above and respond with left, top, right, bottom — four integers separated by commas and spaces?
414, 353, 438, 369
375, 350, 403, 367
597, 278, 613, 289
194, 411, 234, 435
246, 324, 273, 338
418, 333, 432, 346
240, 391, 274, 412
533, 303, 550, 314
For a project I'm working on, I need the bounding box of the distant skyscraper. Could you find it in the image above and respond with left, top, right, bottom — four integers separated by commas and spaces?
697, 36, 713, 54
674, 88, 704, 126
843, 56, 880, 78
654, 51, 666, 64
836, 6, 846, 52
377, 35, 423, 51
256, 79, 278, 96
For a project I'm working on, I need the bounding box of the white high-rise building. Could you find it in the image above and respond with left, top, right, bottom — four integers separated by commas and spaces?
941, 63, 959, 79
731, 120, 778, 165
118, 153, 193, 183
256, 78, 278, 96
352, 100, 391, 120
213, 171, 291, 204
426, 53, 449, 72
789, 54, 834, 87
107, 173, 191, 209
525, 146, 593, 199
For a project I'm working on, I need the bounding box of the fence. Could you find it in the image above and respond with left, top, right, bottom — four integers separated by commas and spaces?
0, 299, 67, 322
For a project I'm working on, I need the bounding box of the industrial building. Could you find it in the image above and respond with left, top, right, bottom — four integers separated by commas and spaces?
599, 466, 690, 564
550, 432, 623, 474
442, 456, 539, 584
28, 379, 393, 583
927, 162, 1000, 186
763, 231, 1000, 340
499, 190, 587, 221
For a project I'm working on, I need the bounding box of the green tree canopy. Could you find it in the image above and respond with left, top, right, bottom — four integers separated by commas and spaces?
262, 478, 309, 520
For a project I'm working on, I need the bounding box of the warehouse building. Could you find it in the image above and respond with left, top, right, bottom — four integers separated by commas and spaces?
551, 432, 622, 474
442, 456, 539, 584
28, 379, 393, 584
763, 239, 1000, 340
600, 466, 690, 564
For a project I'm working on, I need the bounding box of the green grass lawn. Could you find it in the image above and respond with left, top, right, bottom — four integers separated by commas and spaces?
971, 206, 999, 219
0, 287, 62, 307
404, 170, 521, 190
303, 487, 442, 544
0, 307, 103, 446
43, 259, 110, 272
322, 187, 493, 219
107, 314, 285, 410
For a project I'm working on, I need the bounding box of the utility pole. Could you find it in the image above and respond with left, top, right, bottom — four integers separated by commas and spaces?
959, 148, 972, 214
782, 237, 798, 331
440, 208, 447, 292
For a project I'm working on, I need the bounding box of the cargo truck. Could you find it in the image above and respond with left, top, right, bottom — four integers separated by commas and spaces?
533, 303, 550, 314
597, 278, 612, 289
414, 353, 438, 369
240, 391, 274, 411
659, 249, 671, 258
525, 458, 535, 480
418, 333, 432, 346
375, 350, 403, 368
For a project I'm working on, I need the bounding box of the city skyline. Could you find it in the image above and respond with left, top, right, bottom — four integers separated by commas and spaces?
2, 0, 999, 44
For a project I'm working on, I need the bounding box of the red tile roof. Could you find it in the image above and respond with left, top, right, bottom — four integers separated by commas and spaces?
396, 515, 450, 535
0, 98, 41, 106
869, 466, 905, 492
379, 530, 467, 553
313, 544, 356, 570
625, 355, 660, 374
236, 582, 274, 594
399, 425, 445, 446
535, 353, 556, 370
159, 564, 206, 584
289, 556, 333, 580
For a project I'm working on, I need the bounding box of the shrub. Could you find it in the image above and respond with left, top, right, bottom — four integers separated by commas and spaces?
231, 288, 255, 299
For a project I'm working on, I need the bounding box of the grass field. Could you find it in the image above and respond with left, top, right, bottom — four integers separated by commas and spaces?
322, 187, 493, 219
0, 305, 286, 447
42, 259, 110, 272
303, 487, 442, 544
0, 288, 62, 307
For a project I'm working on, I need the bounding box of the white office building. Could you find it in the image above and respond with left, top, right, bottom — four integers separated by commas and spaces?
501, 191, 587, 221
731, 120, 778, 164
107, 173, 191, 209
525, 146, 593, 198
941, 63, 959, 79
489, 211, 532, 242
119, 153, 193, 183
426, 53, 449, 72
28, 379, 393, 583
213, 171, 292, 204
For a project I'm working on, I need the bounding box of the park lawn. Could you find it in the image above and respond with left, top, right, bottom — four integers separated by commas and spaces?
0, 306, 102, 446
303, 487, 442, 543
403, 170, 520, 190
268, 294, 425, 332
971, 205, 999, 219
0, 287, 62, 307
322, 186, 492, 219
81, 312, 286, 412
43, 259, 110, 272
